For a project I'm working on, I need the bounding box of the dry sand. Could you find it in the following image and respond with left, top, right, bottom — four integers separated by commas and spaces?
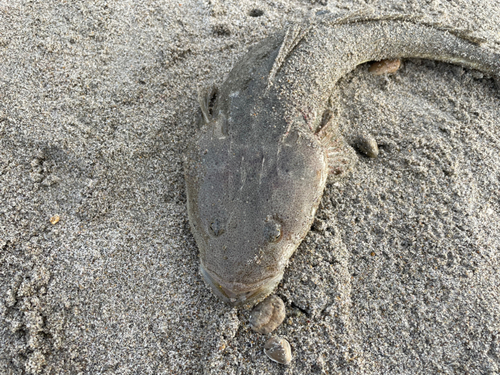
1, 0, 499, 374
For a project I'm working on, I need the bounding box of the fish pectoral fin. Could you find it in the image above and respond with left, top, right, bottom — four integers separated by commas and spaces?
198, 85, 219, 126
326, 133, 358, 180
315, 109, 357, 180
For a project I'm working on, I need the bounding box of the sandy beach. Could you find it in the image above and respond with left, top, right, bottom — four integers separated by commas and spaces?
1, 0, 499, 373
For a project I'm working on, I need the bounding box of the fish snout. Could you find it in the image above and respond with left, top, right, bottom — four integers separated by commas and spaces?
199, 263, 282, 307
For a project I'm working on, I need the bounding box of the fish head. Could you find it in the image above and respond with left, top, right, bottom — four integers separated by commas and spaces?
185, 124, 328, 307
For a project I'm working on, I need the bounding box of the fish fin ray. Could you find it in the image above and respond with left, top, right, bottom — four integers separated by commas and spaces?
267, 24, 313, 89
315, 109, 357, 179
326, 135, 358, 181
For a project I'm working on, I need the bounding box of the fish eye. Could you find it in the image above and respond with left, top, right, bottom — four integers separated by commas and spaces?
210, 218, 225, 237
264, 217, 282, 243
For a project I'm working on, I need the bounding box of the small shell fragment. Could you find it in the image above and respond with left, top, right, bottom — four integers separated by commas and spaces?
249, 295, 286, 334
264, 336, 292, 365
369, 58, 401, 75
354, 133, 379, 158
50, 215, 60, 225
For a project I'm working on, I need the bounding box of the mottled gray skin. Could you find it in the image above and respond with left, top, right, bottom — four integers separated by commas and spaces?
184, 12, 500, 307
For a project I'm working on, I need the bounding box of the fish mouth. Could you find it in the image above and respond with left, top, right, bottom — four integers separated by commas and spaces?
200, 263, 282, 307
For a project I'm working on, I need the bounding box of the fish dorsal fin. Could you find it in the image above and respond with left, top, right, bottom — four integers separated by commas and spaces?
267, 24, 313, 89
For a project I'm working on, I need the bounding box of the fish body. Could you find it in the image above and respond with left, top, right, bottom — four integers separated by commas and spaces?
184, 12, 500, 307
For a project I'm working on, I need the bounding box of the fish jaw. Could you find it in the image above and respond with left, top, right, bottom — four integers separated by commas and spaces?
200, 263, 283, 307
